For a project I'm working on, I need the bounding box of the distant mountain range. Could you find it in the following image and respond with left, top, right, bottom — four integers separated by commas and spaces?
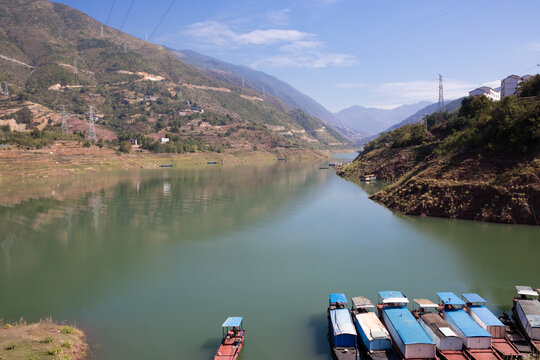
333, 102, 431, 141
384, 98, 464, 132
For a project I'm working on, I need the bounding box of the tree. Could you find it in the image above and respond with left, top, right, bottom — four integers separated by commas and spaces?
119, 141, 132, 153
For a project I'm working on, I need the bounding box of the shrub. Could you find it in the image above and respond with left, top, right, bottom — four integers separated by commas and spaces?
48, 346, 62, 355
60, 326, 74, 334
5, 342, 16, 350
61, 341, 72, 349
40, 336, 54, 344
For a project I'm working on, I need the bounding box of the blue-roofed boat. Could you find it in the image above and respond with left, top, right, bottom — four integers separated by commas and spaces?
462, 293, 521, 358
328, 294, 360, 360
438, 292, 501, 360
213, 317, 245, 360
351, 296, 399, 360
411, 298, 467, 360
512, 286, 540, 353
377, 291, 436, 359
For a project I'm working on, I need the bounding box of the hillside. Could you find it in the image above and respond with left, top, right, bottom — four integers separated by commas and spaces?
384, 98, 463, 132
334, 102, 430, 142
0, 0, 349, 153
337, 76, 540, 225
170, 49, 340, 126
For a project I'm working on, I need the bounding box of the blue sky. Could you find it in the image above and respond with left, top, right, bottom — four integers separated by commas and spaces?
55, 0, 540, 112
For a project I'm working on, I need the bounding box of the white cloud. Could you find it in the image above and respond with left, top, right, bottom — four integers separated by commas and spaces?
366, 104, 403, 110
309, 0, 343, 7
265, 8, 291, 26
336, 83, 366, 89
252, 52, 356, 69
481, 80, 501, 89
280, 40, 323, 52
182, 20, 313, 47
524, 42, 540, 51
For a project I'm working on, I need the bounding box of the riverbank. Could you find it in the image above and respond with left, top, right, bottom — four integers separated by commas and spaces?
0, 319, 88, 360
0, 141, 327, 206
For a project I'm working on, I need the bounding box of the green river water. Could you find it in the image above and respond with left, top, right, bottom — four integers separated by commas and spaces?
0, 154, 538, 360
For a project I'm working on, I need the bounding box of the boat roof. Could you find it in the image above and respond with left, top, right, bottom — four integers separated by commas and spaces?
330, 308, 357, 336
383, 307, 434, 345
516, 298, 540, 327
420, 313, 459, 339
352, 296, 374, 309
516, 286, 539, 297
437, 292, 466, 306
222, 317, 243, 328
469, 305, 504, 327
462, 293, 487, 304
330, 293, 348, 305
414, 299, 439, 308
379, 291, 409, 304
355, 312, 390, 341
445, 309, 492, 338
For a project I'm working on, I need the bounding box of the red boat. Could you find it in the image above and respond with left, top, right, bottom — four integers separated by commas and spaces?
214, 317, 245, 360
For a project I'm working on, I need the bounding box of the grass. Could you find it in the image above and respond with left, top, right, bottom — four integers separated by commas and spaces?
0, 319, 87, 360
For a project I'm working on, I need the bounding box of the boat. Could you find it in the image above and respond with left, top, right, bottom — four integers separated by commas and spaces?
213, 317, 245, 360
277, 158, 286, 161
437, 292, 501, 360
207, 161, 218, 165
512, 286, 540, 353
159, 164, 173, 167
328, 293, 360, 360
320, 167, 330, 169
412, 298, 467, 360
497, 312, 532, 355
461, 293, 521, 358
351, 296, 398, 360
377, 291, 436, 359
361, 174, 377, 182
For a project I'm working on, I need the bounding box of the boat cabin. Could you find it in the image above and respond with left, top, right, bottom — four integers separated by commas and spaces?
351, 296, 392, 352
378, 291, 436, 359
461, 293, 505, 338
330, 293, 349, 310
362, 174, 377, 182
437, 292, 492, 349
514, 286, 540, 341
329, 308, 358, 348
413, 299, 462, 352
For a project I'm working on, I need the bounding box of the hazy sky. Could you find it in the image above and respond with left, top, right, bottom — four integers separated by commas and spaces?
54, 0, 540, 112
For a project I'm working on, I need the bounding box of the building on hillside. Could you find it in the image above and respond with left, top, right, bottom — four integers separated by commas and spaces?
469, 86, 500, 101
501, 74, 533, 97
159, 137, 169, 144
130, 139, 138, 146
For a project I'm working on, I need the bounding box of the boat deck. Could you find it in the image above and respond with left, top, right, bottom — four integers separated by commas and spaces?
214, 330, 244, 360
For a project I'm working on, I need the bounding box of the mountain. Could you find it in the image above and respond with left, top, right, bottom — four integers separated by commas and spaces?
0, 0, 349, 152
334, 102, 430, 140
337, 81, 540, 225
384, 98, 464, 132
169, 49, 341, 126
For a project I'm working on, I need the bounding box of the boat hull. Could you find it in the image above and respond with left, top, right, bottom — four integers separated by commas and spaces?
213, 330, 244, 360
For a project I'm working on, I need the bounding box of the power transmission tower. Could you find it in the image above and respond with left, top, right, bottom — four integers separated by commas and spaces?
124, 42, 127, 53
438, 74, 445, 113
101, 24, 104, 37
242, 78, 245, 88
73, 59, 78, 75
263, 85, 266, 97
145, 29, 148, 42
61, 105, 68, 134
4, 82, 8, 97
87, 106, 97, 141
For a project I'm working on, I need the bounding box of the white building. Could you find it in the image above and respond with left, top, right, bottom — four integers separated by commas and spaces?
501, 74, 532, 98
469, 86, 500, 101
159, 137, 169, 144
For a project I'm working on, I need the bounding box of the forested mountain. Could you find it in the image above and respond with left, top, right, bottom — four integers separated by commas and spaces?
0, 0, 349, 152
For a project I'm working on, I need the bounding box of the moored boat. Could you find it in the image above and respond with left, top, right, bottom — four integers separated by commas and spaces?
412, 298, 467, 360
462, 293, 521, 358
213, 317, 245, 360
377, 291, 436, 359
351, 296, 398, 360
328, 293, 360, 360
497, 312, 532, 355
437, 292, 501, 360
512, 286, 540, 353
361, 174, 377, 182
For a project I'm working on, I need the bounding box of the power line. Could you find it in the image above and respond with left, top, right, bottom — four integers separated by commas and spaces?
120, 0, 136, 30
105, 0, 117, 26
149, 0, 176, 40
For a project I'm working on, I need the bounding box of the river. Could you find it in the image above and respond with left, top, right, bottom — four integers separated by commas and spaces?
0, 154, 538, 360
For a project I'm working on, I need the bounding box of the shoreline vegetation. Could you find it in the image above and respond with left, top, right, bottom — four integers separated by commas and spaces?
0, 318, 88, 360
